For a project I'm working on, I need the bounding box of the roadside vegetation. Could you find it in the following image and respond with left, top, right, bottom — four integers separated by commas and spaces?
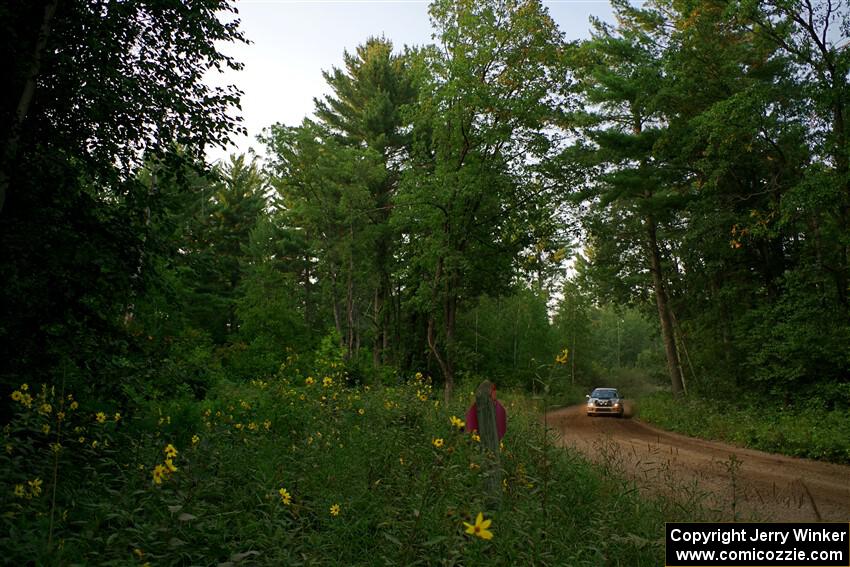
638, 392, 850, 465
3, 364, 700, 565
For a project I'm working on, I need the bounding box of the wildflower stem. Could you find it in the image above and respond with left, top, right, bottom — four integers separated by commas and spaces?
47, 360, 67, 551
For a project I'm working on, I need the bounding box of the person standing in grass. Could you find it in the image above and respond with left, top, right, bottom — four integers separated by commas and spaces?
465, 383, 507, 440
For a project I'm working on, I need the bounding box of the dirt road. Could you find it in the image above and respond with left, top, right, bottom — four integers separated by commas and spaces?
546, 404, 850, 522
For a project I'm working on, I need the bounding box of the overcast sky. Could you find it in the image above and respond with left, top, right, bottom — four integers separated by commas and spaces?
207, 0, 616, 164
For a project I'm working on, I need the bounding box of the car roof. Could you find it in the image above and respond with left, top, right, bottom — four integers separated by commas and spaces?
592, 388, 617, 391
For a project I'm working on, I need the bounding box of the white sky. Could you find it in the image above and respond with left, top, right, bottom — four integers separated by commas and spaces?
207, 0, 616, 164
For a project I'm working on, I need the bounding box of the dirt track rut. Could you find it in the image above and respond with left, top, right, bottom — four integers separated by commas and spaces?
546, 404, 850, 522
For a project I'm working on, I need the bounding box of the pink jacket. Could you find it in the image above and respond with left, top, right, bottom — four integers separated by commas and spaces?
465, 400, 507, 440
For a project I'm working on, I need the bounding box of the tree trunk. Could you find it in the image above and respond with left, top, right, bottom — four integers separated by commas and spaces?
331, 272, 343, 345
0, 0, 60, 215
425, 256, 455, 402
373, 287, 382, 367
123, 170, 156, 324
570, 326, 576, 385
346, 225, 355, 358
304, 251, 313, 342
646, 213, 685, 396
832, 96, 849, 311
442, 288, 457, 403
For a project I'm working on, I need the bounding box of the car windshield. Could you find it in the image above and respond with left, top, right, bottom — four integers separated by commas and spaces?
592, 389, 618, 399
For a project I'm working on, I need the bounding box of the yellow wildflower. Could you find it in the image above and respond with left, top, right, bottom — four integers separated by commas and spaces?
450, 415, 465, 429
471, 432, 480, 442
555, 348, 569, 365
114, 412, 121, 422
191, 434, 200, 445
11, 390, 22, 402
463, 512, 493, 540
330, 503, 340, 516
305, 376, 315, 386
69, 401, 78, 410
323, 377, 333, 388
42, 424, 50, 434
432, 438, 444, 448
279, 488, 292, 505
152, 464, 168, 485
39, 403, 52, 415
358, 408, 365, 415
14, 484, 25, 498
28, 478, 43, 497
91, 440, 98, 449
248, 422, 258, 431
263, 420, 271, 430
20, 383, 28, 391
57, 411, 65, 421
164, 458, 177, 473
133, 548, 144, 559
95, 412, 107, 423
164, 444, 178, 458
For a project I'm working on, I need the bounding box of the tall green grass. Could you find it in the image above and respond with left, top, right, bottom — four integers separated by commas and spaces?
638, 392, 850, 464
3, 371, 705, 565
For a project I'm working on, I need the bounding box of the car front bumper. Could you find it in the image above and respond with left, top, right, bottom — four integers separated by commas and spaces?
587, 405, 622, 415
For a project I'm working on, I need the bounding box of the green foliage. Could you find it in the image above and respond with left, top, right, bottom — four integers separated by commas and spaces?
394, 0, 568, 393
550, 276, 666, 390
737, 269, 850, 390
454, 288, 556, 389
0, 0, 246, 402
1, 374, 699, 565
639, 392, 850, 464
561, 0, 850, 399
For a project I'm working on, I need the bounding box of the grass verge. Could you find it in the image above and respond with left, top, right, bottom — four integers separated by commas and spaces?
638, 392, 850, 464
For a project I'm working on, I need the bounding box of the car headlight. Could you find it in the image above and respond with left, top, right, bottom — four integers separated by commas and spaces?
613, 402, 621, 408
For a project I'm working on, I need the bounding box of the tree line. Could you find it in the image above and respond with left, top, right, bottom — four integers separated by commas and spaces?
2, 0, 848, 409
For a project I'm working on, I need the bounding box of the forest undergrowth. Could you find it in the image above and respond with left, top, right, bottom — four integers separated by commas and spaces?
2, 358, 707, 565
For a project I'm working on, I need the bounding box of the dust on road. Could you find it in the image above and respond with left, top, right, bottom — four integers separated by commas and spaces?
546, 404, 850, 522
